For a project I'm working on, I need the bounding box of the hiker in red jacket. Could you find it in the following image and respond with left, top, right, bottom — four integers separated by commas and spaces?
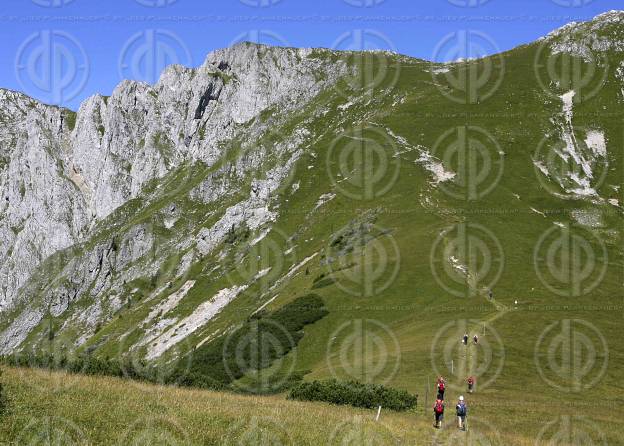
467, 376, 475, 394
433, 399, 445, 429
436, 377, 445, 400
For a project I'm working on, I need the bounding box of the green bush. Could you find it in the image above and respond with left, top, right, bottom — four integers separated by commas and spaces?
182, 294, 328, 392
0, 295, 329, 396
1, 352, 126, 380
288, 379, 417, 412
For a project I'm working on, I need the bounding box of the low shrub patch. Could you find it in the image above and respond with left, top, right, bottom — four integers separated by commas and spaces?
288, 379, 417, 412
182, 293, 328, 393
1, 295, 329, 396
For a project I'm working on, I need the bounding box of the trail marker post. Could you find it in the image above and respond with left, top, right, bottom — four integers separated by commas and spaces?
426, 376, 429, 415
375, 406, 382, 421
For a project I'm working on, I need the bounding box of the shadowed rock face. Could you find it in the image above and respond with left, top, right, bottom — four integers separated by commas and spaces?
0, 42, 347, 320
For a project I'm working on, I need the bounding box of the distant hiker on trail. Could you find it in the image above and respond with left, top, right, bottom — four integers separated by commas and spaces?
473, 334, 479, 345
467, 376, 475, 394
456, 396, 468, 431
462, 333, 468, 345
488, 289, 493, 300
433, 399, 445, 429
436, 377, 445, 400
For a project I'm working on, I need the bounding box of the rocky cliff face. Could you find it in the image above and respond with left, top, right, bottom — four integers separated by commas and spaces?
71, 44, 341, 221
0, 43, 348, 353
1, 12, 623, 365
542, 10, 624, 58
0, 43, 345, 311
0, 89, 89, 314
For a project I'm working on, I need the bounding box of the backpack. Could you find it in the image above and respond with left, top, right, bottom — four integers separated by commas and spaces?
435, 402, 444, 414
439, 382, 445, 392
457, 403, 466, 416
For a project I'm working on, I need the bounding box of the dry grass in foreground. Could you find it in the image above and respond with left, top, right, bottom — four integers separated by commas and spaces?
0, 367, 582, 445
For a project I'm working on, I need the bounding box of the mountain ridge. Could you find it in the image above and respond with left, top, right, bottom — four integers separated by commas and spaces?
0, 16, 621, 434
4, 9, 624, 113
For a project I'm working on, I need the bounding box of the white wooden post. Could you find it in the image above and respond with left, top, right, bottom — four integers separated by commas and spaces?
426, 376, 429, 414
375, 406, 382, 421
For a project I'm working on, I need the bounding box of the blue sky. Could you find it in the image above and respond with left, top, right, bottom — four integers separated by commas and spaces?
2, 0, 621, 109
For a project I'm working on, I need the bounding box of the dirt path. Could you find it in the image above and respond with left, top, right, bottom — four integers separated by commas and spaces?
466, 295, 511, 380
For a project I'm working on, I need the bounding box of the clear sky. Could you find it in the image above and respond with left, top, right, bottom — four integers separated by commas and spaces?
2, 0, 621, 109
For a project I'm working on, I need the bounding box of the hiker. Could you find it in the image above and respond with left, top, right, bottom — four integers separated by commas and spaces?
473, 334, 479, 345
467, 376, 475, 393
456, 396, 468, 431
436, 377, 445, 400
433, 399, 445, 429
488, 289, 493, 300
462, 333, 469, 345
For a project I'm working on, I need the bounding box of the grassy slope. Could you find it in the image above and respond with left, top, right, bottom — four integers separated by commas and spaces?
223, 43, 624, 442
4, 33, 623, 445
2, 366, 615, 445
